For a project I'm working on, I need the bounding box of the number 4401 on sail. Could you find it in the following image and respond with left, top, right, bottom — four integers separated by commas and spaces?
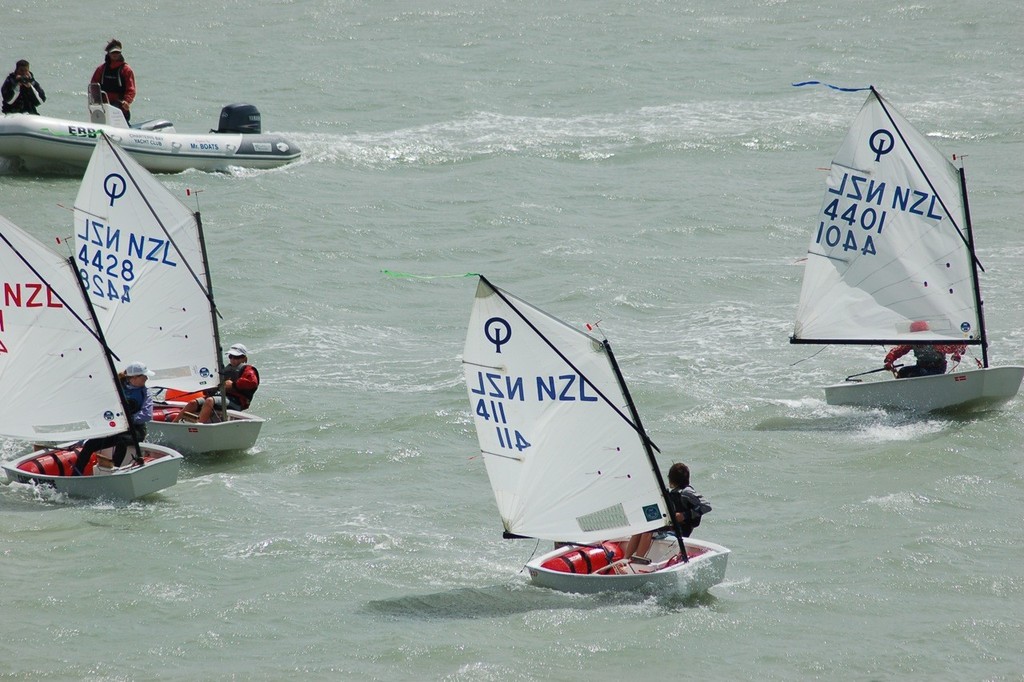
815, 200, 888, 256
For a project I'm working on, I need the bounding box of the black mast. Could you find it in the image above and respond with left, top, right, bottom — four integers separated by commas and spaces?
193, 210, 229, 420
601, 340, 688, 561
70, 256, 144, 464
959, 165, 989, 367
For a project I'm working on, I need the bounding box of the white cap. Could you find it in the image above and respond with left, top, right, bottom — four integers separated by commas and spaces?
227, 343, 249, 357
125, 361, 155, 377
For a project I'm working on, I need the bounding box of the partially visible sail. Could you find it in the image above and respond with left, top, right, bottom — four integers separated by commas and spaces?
792, 89, 980, 345
73, 134, 219, 391
0, 216, 130, 441
462, 277, 669, 544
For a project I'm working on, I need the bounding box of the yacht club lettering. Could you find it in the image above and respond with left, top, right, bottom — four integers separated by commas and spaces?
469, 315, 598, 455
813, 127, 946, 258
75, 171, 178, 303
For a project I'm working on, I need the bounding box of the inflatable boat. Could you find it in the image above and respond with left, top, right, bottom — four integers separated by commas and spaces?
0, 85, 301, 173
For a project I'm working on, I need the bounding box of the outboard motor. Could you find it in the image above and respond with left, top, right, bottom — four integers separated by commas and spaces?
214, 103, 261, 134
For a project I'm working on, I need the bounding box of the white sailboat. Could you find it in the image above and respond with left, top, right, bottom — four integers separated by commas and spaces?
791, 87, 1024, 412
462, 276, 729, 595
73, 133, 264, 453
0, 216, 182, 500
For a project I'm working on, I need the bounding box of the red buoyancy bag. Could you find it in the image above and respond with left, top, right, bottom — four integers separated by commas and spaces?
17, 449, 83, 476
541, 542, 624, 574
151, 406, 179, 422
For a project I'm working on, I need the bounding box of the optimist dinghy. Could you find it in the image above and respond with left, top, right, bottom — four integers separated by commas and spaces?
461, 276, 730, 596
5, 442, 182, 500
0, 85, 300, 173
72, 134, 264, 454
790, 87, 1024, 412
0, 215, 182, 500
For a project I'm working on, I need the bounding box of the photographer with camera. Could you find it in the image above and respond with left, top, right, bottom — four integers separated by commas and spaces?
2, 59, 46, 114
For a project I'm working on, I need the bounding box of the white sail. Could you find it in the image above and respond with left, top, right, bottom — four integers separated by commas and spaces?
793, 89, 980, 345
0, 216, 130, 441
462, 277, 669, 544
73, 134, 219, 392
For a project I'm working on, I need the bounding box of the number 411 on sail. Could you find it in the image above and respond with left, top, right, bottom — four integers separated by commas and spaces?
475, 399, 532, 452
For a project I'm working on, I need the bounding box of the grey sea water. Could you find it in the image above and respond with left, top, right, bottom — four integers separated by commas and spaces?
2, 1, 1024, 679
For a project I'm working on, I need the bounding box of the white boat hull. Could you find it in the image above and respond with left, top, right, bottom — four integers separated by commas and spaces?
0, 112, 300, 173
525, 536, 730, 596
824, 365, 1024, 412
147, 402, 264, 454
2, 442, 182, 500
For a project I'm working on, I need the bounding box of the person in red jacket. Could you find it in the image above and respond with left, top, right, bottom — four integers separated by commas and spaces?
173, 344, 260, 423
884, 321, 966, 378
90, 39, 136, 123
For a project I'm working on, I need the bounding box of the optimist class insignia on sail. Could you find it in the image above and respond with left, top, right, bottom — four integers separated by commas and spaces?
469, 314, 600, 454
813, 140, 948, 260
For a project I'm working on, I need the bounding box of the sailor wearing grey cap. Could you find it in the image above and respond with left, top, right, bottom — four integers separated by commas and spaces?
73, 361, 155, 474
172, 343, 260, 423
125, 361, 156, 378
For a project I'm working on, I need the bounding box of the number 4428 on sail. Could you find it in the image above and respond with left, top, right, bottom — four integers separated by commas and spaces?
78, 268, 132, 303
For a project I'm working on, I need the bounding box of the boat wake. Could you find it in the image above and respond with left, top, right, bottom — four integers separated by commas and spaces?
755, 400, 958, 442
363, 578, 720, 620
283, 101, 828, 170
363, 584, 586, 620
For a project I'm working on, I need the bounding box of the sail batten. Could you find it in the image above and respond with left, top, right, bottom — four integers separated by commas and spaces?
792, 89, 981, 346
463, 277, 668, 544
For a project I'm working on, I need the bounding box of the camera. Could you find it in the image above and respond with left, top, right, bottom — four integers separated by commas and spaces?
16, 75, 30, 84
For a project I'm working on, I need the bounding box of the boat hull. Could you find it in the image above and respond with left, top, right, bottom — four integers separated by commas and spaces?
148, 402, 264, 454
525, 537, 730, 596
2, 443, 183, 500
824, 366, 1024, 412
0, 112, 300, 173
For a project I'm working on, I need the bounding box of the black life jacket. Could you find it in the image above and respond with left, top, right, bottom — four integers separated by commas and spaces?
913, 344, 945, 369
99, 62, 128, 100
224, 364, 259, 409
669, 485, 712, 535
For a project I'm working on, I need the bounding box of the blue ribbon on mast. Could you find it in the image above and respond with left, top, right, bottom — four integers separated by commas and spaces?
792, 80, 872, 92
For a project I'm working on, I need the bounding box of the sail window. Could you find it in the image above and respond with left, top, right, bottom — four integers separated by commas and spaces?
577, 503, 629, 533
33, 420, 91, 434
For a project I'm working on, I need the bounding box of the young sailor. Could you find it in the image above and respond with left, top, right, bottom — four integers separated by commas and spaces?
172, 344, 260, 423
623, 462, 712, 560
